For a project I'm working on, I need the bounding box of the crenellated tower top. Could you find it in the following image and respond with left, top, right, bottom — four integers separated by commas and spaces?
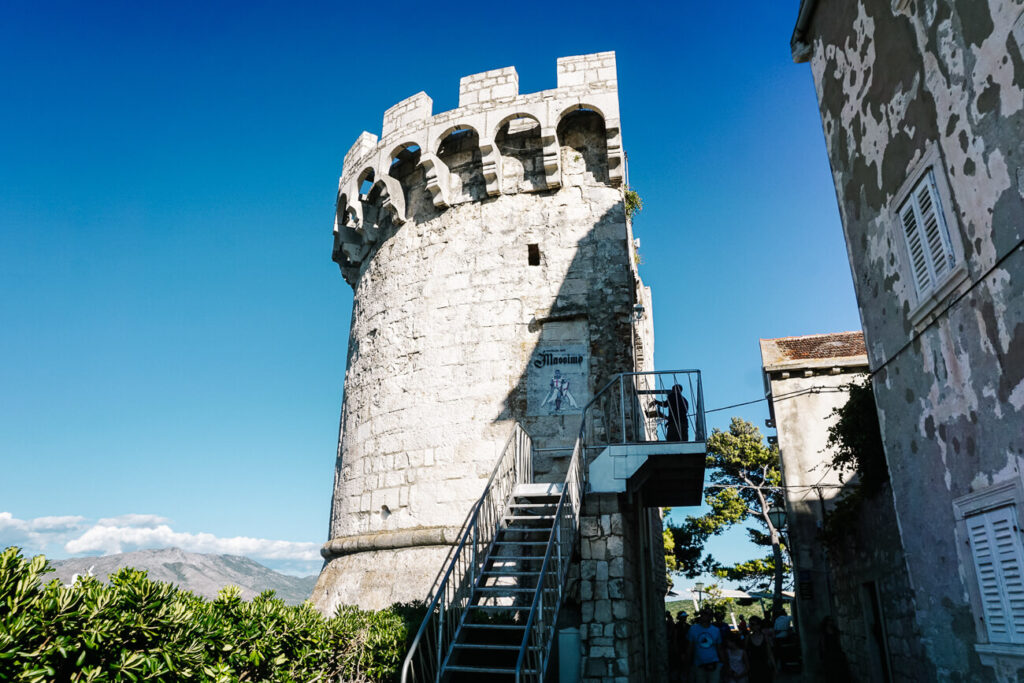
332, 52, 623, 284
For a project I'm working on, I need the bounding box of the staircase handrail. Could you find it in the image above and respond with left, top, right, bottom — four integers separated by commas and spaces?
511, 369, 704, 680
513, 435, 585, 682
582, 369, 706, 452
401, 422, 533, 683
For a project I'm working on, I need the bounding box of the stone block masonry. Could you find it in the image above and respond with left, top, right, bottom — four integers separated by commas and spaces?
557, 52, 618, 90
313, 52, 669, 683
459, 66, 519, 106
382, 92, 433, 139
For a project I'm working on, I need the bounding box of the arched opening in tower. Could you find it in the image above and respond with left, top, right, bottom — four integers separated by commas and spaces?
388, 143, 436, 223
436, 126, 486, 203
557, 109, 609, 186
496, 115, 545, 194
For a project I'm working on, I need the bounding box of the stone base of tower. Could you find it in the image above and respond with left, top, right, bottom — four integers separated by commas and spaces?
573, 493, 669, 683
311, 544, 451, 614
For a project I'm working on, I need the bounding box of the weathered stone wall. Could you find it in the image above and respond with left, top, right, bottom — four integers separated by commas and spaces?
578, 494, 667, 683
313, 55, 652, 622
763, 356, 881, 680
316, 174, 633, 613
313, 54, 672, 683
799, 1, 1024, 679
827, 482, 932, 682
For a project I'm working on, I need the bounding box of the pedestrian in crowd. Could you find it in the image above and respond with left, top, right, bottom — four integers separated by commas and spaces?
722, 631, 751, 683
738, 615, 750, 639
666, 612, 679, 681
714, 608, 731, 640
687, 608, 724, 683
746, 616, 776, 683
771, 606, 794, 667
818, 616, 852, 683
772, 607, 792, 638
676, 613, 691, 679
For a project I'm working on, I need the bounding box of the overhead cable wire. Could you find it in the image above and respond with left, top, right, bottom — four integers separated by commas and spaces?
866, 236, 1024, 379
704, 483, 850, 491
703, 385, 846, 415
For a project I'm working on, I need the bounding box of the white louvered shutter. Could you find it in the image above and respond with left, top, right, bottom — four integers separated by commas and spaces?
966, 505, 1024, 644
900, 199, 931, 294
917, 171, 954, 279
900, 169, 956, 298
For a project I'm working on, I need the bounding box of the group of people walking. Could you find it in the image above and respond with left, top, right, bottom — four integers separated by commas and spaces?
665, 606, 784, 683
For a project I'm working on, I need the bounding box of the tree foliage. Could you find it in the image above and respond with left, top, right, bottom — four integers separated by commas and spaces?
0, 547, 424, 682
822, 378, 890, 543
665, 418, 790, 600
825, 378, 888, 494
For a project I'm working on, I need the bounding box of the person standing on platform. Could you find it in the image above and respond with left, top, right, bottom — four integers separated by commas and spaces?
653, 384, 690, 441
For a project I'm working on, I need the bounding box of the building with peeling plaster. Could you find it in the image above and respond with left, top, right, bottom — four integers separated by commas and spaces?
792, 1, 1024, 680
762, 332, 929, 681
311, 53, 707, 682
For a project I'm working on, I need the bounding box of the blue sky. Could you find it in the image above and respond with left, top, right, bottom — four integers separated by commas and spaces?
0, 1, 859, 579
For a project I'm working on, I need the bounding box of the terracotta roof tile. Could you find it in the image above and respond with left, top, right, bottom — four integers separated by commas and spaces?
759, 331, 866, 368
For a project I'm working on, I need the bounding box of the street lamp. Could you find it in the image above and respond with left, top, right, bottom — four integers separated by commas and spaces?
694, 581, 704, 610
767, 505, 787, 530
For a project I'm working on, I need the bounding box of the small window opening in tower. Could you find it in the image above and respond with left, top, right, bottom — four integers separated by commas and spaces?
390, 144, 421, 166
528, 243, 541, 266
381, 505, 391, 519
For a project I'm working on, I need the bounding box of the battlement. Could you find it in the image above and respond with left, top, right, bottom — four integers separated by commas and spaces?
556, 51, 617, 89
332, 52, 625, 285
459, 66, 519, 106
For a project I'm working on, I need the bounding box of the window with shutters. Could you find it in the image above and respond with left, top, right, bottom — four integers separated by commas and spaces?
954, 480, 1024, 655
890, 144, 967, 328
898, 169, 956, 297
965, 505, 1024, 644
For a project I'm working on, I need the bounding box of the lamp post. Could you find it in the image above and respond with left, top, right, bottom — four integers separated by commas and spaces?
694, 581, 704, 611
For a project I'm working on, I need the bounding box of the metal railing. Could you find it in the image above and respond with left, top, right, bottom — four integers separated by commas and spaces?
582, 370, 705, 451
400, 423, 533, 683
513, 434, 585, 682
401, 371, 703, 682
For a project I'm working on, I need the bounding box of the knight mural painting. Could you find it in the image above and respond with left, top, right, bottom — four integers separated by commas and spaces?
312, 53, 704, 682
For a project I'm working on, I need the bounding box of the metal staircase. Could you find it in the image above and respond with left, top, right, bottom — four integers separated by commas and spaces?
401, 370, 706, 682
401, 427, 583, 683
442, 483, 560, 679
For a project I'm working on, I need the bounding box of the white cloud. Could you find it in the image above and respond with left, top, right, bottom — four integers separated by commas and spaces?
29, 515, 87, 531
64, 522, 319, 561
0, 512, 88, 555
0, 512, 31, 542
96, 514, 170, 528
2, 511, 320, 566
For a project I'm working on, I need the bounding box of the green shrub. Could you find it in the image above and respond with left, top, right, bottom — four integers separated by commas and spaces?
0, 547, 422, 682
624, 187, 643, 220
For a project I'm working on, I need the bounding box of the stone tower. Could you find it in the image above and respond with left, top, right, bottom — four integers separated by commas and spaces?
311, 52, 657, 618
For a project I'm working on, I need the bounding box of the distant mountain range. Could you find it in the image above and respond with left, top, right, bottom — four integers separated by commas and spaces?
48, 548, 318, 605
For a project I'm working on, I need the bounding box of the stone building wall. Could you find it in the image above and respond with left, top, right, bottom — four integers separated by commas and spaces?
312, 55, 668, 682
578, 494, 668, 683
794, 1, 1024, 679
761, 333, 913, 679
827, 482, 932, 682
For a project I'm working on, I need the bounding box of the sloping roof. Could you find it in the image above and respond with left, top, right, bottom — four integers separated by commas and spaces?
759, 331, 867, 370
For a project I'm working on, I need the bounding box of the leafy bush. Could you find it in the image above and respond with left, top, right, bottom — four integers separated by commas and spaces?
821, 379, 890, 545
0, 547, 423, 682
624, 187, 643, 220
